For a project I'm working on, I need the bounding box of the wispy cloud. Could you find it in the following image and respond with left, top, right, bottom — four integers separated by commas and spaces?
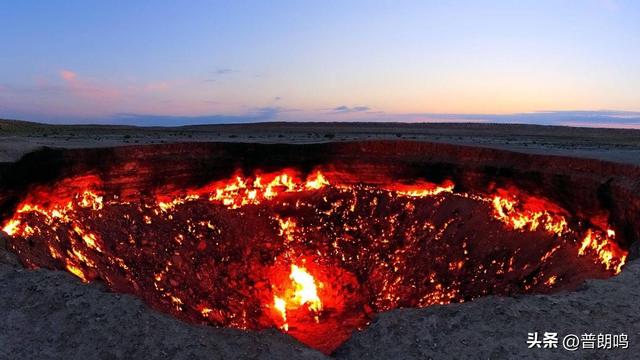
331, 105, 371, 113
58, 69, 121, 101
60, 69, 77, 82
0, 69, 193, 119
214, 68, 235, 75
203, 68, 238, 83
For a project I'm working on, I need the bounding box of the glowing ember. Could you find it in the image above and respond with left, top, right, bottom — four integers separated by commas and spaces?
0, 169, 628, 354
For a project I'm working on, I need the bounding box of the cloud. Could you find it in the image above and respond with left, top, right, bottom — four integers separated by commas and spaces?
251, 106, 285, 118
214, 68, 235, 75
331, 105, 371, 113
60, 69, 77, 82
58, 69, 121, 101
203, 68, 238, 82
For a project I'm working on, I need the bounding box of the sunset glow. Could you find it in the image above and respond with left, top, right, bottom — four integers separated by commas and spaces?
0, 1, 638, 127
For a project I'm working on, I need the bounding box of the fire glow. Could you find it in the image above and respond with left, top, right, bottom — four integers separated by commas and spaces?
1, 169, 628, 354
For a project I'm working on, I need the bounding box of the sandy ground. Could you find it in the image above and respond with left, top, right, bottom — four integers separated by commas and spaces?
1, 119, 640, 359
2, 119, 640, 164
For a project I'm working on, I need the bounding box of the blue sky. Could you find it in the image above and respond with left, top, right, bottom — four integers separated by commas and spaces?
1, 0, 639, 127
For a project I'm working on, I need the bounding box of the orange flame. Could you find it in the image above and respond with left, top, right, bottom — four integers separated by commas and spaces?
204, 171, 330, 208
273, 264, 323, 331
491, 194, 568, 236
578, 229, 626, 274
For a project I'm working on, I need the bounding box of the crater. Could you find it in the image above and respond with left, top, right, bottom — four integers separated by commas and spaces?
0, 141, 636, 355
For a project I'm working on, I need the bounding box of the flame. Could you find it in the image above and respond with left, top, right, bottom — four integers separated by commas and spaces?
204, 171, 330, 208
390, 180, 455, 197
289, 265, 323, 312
305, 172, 330, 190
78, 190, 104, 210
65, 262, 88, 282
73, 225, 103, 252
545, 275, 557, 286
578, 229, 626, 274
2, 219, 21, 236
273, 264, 323, 331
491, 194, 568, 236
490, 191, 626, 274
277, 217, 296, 243
273, 296, 288, 331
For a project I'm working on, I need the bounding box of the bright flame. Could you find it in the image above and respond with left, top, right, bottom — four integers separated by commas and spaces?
305, 172, 330, 190
78, 190, 104, 210
391, 180, 455, 197
2, 219, 21, 236
289, 265, 323, 312
65, 262, 88, 282
491, 195, 568, 235
272, 264, 323, 331
206, 171, 330, 208
578, 229, 626, 273
273, 296, 288, 331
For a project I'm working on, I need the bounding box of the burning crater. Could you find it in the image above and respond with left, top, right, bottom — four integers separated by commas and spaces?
0, 141, 636, 354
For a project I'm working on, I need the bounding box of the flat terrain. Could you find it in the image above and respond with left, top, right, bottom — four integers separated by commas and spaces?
2, 119, 640, 164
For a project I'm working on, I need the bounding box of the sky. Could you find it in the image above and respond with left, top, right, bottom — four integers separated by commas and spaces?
1, 0, 639, 127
